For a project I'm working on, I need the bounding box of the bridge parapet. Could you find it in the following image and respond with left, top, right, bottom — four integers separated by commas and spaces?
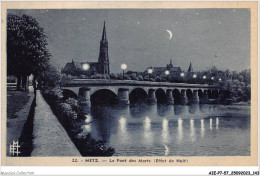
62, 79, 221, 106
63, 79, 219, 89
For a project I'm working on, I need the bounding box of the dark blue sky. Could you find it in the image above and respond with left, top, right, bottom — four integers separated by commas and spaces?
9, 9, 250, 73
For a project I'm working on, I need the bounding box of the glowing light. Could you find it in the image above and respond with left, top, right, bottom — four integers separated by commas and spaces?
219, 78, 222, 82
148, 68, 153, 74
203, 75, 206, 79
180, 72, 185, 77
177, 119, 183, 141
162, 119, 168, 132
201, 119, 205, 138
165, 70, 170, 75
210, 118, 213, 130
211, 77, 214, 80
162, 119, 169, 143
82, 63, 90, 70
216, 117, 219, 130
190, 119, 195, 139
121, 63, 127, 70
193, 74, 197, 78
119, 117, 127, 133
144, 117, 151, 131
164, 144, 169, 156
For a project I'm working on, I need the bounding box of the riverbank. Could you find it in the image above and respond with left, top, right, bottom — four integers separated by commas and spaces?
6, 91, 33, 156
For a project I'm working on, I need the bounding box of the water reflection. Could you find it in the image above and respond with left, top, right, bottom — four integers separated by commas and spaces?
146, 105, 157, 118
158, 105, 174, 117
177, 118, 183, 142
190, 119, 195, 141
162, 119, 169, 143
119, 117, 127, 134
201, 119, 205, 138
216, 117, 219, 130
210, 118, 213, 131
188, 104, 200, 114
174, 105, 189, 116
79, 103, 250, 156
143, 116, 153, 145
164, 144, 169, 156
118, 116, 129, 144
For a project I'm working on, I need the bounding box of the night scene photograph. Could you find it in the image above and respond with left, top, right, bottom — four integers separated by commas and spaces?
6, 8, 251, 158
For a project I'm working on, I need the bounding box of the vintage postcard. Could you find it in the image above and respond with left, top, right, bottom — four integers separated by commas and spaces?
1, 1, 258, 168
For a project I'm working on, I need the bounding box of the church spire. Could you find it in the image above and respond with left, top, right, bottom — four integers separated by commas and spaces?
101, 21, 107, 41
188, 62, 193, 72
98, 21, 109, 74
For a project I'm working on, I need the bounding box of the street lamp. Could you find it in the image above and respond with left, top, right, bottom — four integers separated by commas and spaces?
180, 72, 185, 83
192, 74, 197, 83
121, 63, 127, 79
202, 75, 206, 79
147, 68, 153, 81
219, 78, 222, 82
82, 63, 90, 71
211, 76, 214, 80
165, 70, 170, 82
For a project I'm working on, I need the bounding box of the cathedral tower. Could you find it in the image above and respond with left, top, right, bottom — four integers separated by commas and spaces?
98, 21, 110, 74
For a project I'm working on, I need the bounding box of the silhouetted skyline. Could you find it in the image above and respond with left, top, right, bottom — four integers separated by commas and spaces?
9, 9, 250, 73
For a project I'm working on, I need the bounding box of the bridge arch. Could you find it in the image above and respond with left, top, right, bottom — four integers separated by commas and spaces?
186, 89, 193, 104
155, 88, 166, 103
62, 89, 78, 100
90, 87, 117, 97
208, 89, 212, 99
172, 89, 181, 104
212, 89, 220, 98
129, 88, 148, 104
198, 89, 204, 100
90, 89, 117, 105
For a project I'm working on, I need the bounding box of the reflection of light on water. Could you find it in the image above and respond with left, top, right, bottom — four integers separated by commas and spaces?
143, 116, 152, 144
162, 119, 168, 132
118, 116, 128, 144
216, 117, 219, 130
190, 119, 195, 140
144, 116, 151, 131
164, 144, 169, 156
201, 119, 205, 138
162, 119, 169, 143
210, 118, 213, 130
177, 119, 183, 141
84, 115, 92, 123
119, 116, 127, 133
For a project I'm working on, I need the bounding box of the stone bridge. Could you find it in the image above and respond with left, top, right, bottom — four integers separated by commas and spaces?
62, 79, 222, 106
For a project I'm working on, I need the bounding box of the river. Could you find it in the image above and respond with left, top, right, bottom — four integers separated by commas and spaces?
78, 103, 250, 156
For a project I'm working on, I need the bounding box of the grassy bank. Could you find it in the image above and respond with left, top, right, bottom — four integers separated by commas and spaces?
7, 91, 30, 119
6, 91, 33, 156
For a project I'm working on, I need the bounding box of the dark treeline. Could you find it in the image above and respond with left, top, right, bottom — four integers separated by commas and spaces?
7, 13, 51, 90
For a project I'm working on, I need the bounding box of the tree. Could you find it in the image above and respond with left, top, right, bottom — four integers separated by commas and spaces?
7, 13, 50, 90
38, 63, 61, 88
